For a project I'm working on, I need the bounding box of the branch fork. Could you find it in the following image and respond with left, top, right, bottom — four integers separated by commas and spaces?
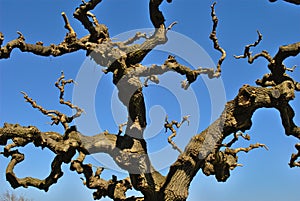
21, 72, 83, 132
164, 115, 190, 153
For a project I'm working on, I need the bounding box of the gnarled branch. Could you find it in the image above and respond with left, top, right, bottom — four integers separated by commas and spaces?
209, 2, 226, 77
21, 72, 83, 132
164, 115, 190, 153
160, 80, 298, 200
234, 30, 272, 63
235, 32, 300, 88
73, 0, 109, 43
0, 123, 144, 200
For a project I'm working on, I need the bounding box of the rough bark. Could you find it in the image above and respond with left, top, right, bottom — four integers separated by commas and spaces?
160, 80, 297, 200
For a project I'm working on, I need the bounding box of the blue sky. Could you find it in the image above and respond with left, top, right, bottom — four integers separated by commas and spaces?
0, 0, 300, 201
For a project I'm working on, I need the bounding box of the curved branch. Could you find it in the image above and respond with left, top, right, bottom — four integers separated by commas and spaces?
71, 151, 133, 200
209, 2, 226, 76
235, 32, 300, 87
164, 115, 190, 153
276, 102, 300, 139
129, 55, 221, 89
149, 0, 166, 28
160, 80, 298, 200
273, 42, 300, 65
73, 0, 109, 43
0, 124, 152, 200
225, 143, 268, 155
0, 2, 109, 59
127, 2, 225, 89
0, 123, 77, 191
6, 150, 67, 192
21, 73, 83, 131
234, 30, 273, 63
0, 31, 89, 59
54, 72, 84, 121
289, 143, 300, 167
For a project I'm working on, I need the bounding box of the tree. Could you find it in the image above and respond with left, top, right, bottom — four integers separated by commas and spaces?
0, 191, 33, 201
0, 0, 299, 201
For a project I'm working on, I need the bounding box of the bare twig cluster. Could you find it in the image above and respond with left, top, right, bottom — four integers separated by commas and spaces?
71, 151, 133, 200
21, 72, 83, 132
234, 28, 300, 169
219, 131, 251, 148
235, 31, 300, 89
0, 191, 33, 201
202, 131, 268, 182
234, 30, 271, 62
164, 115, 190, 153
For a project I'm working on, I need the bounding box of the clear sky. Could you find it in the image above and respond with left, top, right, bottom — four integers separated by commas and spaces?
0, 0, 300, 201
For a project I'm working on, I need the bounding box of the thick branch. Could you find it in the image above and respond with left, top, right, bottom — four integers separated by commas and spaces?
0, 3, 109, 59
126, 3, 225, 90
0, 124, 78, 192
71, 151, 133, 200
73, 0, 109, 43
276, 102, 300, 139
0, 124, 153, 200
160, 80, 298, 200
61, 12, 76, 37
0, 31, 89, 59
273, 42, 300, 65
130, 55, 221, 90
149, 0, 166, 28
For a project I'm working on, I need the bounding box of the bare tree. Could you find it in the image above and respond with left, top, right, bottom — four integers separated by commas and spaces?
0, 191, 33, 201
0, 1, 299, 201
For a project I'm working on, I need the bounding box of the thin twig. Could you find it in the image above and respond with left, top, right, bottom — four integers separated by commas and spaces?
234, 30, 272, 63
225, 143, 269, 155
118, 122, 127, 135
87, 11, 100, 26
166, 21, 178, 31
219, 131, 250, 148
209, 2, 226, 77
164, 115, 190, 153
21, 72, 83, 131
61, 12, 76, 35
